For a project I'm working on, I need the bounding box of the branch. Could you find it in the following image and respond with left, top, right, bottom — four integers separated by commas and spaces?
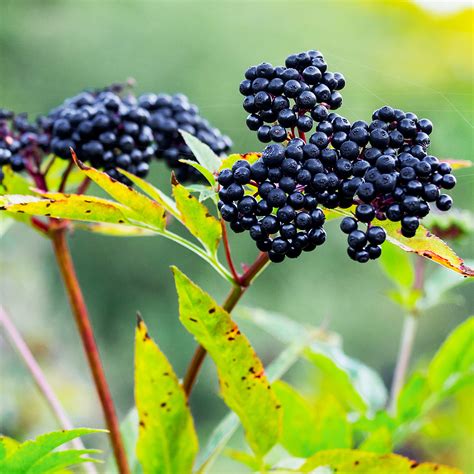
50, 228, 130, 474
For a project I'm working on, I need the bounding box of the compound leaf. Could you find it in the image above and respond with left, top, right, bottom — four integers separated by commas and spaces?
135, 317, 198, 474
27, 449, 101, 473
172, 181, 221, 255
301, 450, 461, 473
172, 267, 281, 457
0, 429, 103, 474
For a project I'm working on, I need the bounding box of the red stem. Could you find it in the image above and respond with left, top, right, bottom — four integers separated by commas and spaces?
221, 220, 240, 282
58, 160, 74, 193
51, 228, 130, 474
183, 252, 270, 396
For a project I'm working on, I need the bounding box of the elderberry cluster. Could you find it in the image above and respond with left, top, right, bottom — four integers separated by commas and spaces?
138, 93, 232, 182
220, 50, 458, 264
43, 89, 154, 184
239, 50, 345, 143
0, 109, 48, 183
218, 141, 327, 263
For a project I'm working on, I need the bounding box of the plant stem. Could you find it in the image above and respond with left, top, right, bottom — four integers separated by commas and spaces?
388, 314, 418, 414
183, 252, 270, 396
50, 228, 130, 474
388, 259, 425, 414
0, 306, 98, 474
221, 220, 240, 282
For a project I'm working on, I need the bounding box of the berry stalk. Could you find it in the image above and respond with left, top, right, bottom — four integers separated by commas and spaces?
51, 228, 130, 474
183, 252, 270, 396
388, 258, 424, 414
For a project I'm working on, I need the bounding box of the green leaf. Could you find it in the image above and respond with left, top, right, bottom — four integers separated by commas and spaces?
196, 341, 307, 473
135, 317, 198, 474
180, 130, 221, 174
238, 306, 387, 412
0, 437, 20, 460
273, 381, 320, 457
428, 317, 474, 393
0, 429, 104, 474
379, 243, 415, 290
172, 267, 281, 457
186, 184, 218, 205
28, 449, 101, 473
223, 449, 264, 472
0, 165, 34, 196
397, 372, 430, 424
274, 383, 351, 457
74, 158, 167, 230
301, 449, 462, 473
359, 427, 393, 454
172, 181, 221, 255
420, 264, 472, 311
118, 169, 180, 218
179, 159, 216, 187
306, 351, 367, 414
1, 194, 136, 226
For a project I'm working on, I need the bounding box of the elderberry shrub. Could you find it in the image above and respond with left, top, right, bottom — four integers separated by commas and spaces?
43, 88, 154, 185
239, 50, 345, 144
0, 109, 49, 183
138, 93, 232, 182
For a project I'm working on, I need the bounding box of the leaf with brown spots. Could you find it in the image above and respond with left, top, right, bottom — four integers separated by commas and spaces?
326, 206, 474, 277
135, 316, 198, 474
172, 267, 281, 457
172, 181, 221, 256
73, 155, 166, 230
301, 449, 462, 473
0, 194, 135, 225
218, 153, 261, 172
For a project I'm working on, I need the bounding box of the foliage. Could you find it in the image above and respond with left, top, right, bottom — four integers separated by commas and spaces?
0, 429, 103, 474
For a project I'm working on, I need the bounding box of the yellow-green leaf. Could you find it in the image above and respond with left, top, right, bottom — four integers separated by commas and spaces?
75, 222, 155, 237
359, 427, 393, 454
74, 157, 166, 230
172, 267, 281, 456
172, 181, 221, 255
397, 372, 430, 424
326, 206, 473, 276
0, 166, 34, 196
301, 449, 462, 473
218, 153, 261, 172
0, 194, 135, 225
379, 220, 474, 277
118, 169, 179, 218
135, 317, 198, 474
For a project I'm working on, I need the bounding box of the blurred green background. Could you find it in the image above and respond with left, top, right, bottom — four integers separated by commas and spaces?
1, 0, 473, 471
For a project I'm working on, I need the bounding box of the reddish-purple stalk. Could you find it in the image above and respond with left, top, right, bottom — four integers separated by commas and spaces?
21, 161, 130, 474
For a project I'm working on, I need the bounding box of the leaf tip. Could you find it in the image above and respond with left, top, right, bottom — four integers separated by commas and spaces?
70, 148, 87, 170
136, 311, 143, 327
170, 172, 179, 187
